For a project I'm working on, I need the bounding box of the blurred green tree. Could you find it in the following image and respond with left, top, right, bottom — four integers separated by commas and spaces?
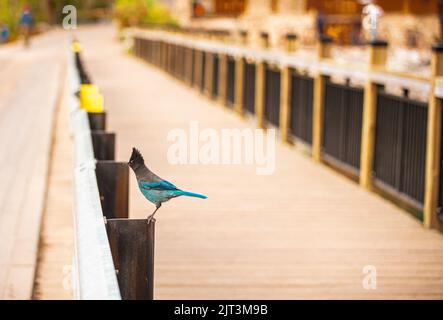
114, 0, 177, 28
0, 0, 176, 42
0, 0, 114, 40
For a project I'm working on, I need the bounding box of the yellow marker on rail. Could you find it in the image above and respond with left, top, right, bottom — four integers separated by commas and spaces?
84, 93, 104, 113
71, 41, 82, 53
80, 84, 98, 99
79, 84, 104, 113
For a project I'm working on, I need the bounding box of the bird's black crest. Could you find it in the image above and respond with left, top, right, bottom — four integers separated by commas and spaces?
130, 147, 145, 165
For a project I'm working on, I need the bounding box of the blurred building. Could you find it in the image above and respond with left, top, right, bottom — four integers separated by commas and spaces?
168, 0, 441, 49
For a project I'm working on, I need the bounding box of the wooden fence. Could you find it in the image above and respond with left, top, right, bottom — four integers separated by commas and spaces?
132, 30, 443, 232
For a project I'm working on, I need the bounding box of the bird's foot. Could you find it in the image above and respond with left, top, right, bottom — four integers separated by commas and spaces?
147, 215, 156, 225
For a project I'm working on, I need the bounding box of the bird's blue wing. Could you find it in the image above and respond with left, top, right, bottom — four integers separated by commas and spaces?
160, 179, 177, 189
139, 180, 178, 191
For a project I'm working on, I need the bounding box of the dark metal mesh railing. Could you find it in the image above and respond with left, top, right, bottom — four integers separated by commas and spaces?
374, 90, 427, 209
226, 56, 236, 107
177, 45, 186, 81
200, 51, 206, 92
212, 55, 219, 99
211, 54, 220, 99
264, 64, 281, 127
322, 79, 364, 175
191, 49, 196, 86
243, 61, 255, 114
290, 71, 313, 144
133, 34, 437, 221
168, 43, 175, 75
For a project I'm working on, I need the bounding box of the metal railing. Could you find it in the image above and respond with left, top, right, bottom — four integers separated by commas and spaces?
264, 64, 281, 127
290, 71, 313, 144
212, 54, 219, 99
226, 56, 236, 107
374, 89, 427, 211
200, 50, 206, 92
243, 60, 256, 114
69, 48, 121, 300
71, 44, 155, 300
322, 79, 364, 176
130, 30, 443, 231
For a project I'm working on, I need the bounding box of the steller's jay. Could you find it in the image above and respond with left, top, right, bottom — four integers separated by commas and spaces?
128, 148, 207, 222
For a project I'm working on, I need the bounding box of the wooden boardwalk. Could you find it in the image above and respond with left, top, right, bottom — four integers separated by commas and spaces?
0, 31, 66, 299
32, 70, 73, 300
2, 25, 443, 299
71, 26, 443, 299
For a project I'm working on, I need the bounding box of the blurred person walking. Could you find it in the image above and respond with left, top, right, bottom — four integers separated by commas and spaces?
19, 4, 33, 48
361, 0, 383, 42
316, 10, 326, 39
0, 22, 9, 44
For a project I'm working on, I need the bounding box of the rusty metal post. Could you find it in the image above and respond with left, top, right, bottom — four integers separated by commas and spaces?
106, 219, 155, 300
88, 112, 106, 131
91, 131, 115, 161
96, 161, 129, 219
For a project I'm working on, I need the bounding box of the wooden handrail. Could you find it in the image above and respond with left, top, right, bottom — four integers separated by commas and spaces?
129, 28, 431, 92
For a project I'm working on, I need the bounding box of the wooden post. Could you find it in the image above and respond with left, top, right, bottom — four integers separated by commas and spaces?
239, 30, 248, 46
424, 44, 443, 229
96, 161, 129, 219
368, 40, 389, 70
234, 57, 245, 115
285, 33, 298, 53
204, 52, 214, 97
312, 36, 332, 161
91, 131, 115, 161
360, 40, 388, 188
316, 35, 333, 61
88, 112, 106, 131
279, 65, 291, 143
106, 219, 155, 300
218, 54, 228, 106
260, 32, 269, 49
255, 61, 266, 128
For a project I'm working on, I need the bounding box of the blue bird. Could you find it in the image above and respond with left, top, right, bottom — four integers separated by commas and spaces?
128, 148, 207, 222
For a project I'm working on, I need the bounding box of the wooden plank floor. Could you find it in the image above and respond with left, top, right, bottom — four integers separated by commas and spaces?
0, 31, 65, 299
73, 25, 443, 299
32, 70, 73, 300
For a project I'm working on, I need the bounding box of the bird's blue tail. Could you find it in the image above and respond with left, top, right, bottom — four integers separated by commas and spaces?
177, 190, 207, 199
